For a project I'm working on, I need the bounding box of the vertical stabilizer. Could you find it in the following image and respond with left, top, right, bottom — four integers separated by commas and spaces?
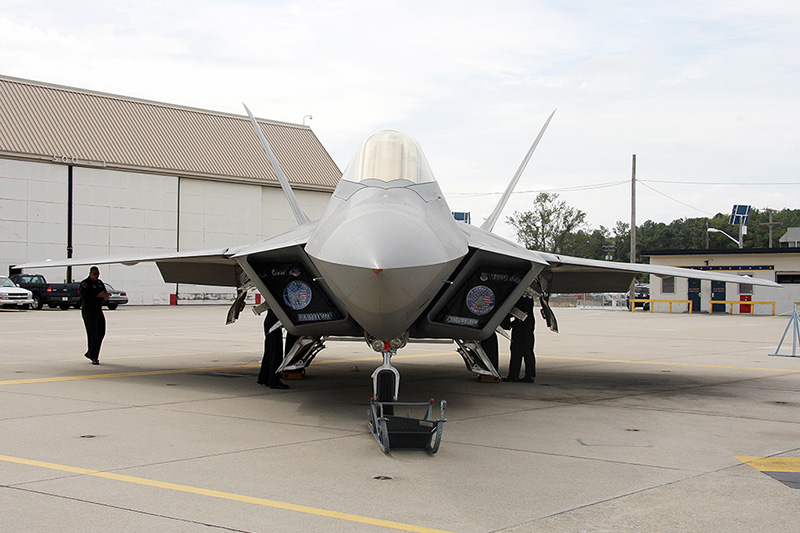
243, 104, 312, 226
481, 109, 556, 232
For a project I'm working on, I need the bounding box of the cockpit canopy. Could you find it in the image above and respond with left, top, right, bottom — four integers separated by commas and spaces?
341, 130, 435, 184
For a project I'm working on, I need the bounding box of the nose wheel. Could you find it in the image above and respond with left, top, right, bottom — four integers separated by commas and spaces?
371, 342, 400, 414
366, 340, 447, 454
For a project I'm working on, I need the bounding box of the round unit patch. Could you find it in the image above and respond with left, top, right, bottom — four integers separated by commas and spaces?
466, 285, 495, 316
283, 281, 312, 310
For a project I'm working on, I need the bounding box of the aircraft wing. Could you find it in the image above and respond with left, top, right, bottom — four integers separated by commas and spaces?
537, 252, 782, 293
11, 223, 322, 289
445, 223, 780, 296
13, 247, 247, 286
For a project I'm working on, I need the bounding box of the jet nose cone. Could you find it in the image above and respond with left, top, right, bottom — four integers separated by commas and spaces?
311, 258, 461, 340
308, 200, 464, 271
305, 201, 467, 340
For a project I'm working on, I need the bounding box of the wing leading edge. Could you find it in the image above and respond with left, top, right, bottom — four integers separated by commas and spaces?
537, 252, 782, 294
13, 248, 246, 287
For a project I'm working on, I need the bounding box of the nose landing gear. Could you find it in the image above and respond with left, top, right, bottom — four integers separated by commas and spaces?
365, 332, 447, 453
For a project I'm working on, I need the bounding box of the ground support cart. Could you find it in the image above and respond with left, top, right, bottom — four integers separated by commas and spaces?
367, 398, 447, 454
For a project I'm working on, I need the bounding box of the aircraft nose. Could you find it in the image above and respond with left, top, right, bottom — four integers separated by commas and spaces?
306, 204, 467, 340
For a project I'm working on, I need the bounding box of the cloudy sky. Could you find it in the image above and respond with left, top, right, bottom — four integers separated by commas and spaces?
2, 1, 799, 241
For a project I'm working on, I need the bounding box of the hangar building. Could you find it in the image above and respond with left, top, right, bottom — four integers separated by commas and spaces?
0, 75, 341, 304
644, 248, 800, 315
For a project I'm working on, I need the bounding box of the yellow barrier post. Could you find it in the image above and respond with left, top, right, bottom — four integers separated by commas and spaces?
630, 299, 693, 314
709, 301, 775, 316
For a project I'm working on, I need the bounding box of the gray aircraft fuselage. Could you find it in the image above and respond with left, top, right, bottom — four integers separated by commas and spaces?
305, 131, 469, 341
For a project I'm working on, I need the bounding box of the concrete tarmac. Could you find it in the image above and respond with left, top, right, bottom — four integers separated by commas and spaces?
2, 304, 800, 532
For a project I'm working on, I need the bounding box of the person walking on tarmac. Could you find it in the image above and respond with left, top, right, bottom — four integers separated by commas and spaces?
502, 293, 536, 383
79, 266, 110, 365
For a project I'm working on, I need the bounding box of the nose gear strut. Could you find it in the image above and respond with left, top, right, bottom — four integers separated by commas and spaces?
365, 332, 447, 453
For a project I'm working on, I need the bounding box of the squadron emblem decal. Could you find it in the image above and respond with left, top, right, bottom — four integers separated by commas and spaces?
466, 285, 495, 316
284, 280, 312, 310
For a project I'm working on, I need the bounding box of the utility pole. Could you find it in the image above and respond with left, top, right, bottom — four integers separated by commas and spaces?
628, 154, 637, 311
760, 208, 782, 248
630, 154, 636, 263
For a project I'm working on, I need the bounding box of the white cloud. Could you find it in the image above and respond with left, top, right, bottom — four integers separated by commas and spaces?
2, 0, 800, 237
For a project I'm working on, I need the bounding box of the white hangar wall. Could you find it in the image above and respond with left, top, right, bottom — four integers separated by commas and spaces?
2, 159, 333, 304
73, 166, 178, 304
172, 178, 330, 303
1, 158, 67, 269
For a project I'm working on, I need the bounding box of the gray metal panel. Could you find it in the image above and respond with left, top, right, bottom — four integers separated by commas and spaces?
156, 261, 241, 287
546, 269, 637, 293
0, 75, 340, 190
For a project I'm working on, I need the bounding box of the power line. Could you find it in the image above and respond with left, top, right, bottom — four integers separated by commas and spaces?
446, 180, 628, 197
447, 178, 799, 197
637, 181, 716, 217
641, 179, 800, 186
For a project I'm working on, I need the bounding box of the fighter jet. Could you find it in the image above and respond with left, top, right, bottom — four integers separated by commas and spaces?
14, 107, 781, 404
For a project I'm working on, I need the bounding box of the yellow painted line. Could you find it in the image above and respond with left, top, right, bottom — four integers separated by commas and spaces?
5, 350, 797, 387
537, 355, 800, 373
0, 454, 454, 533
737, 456, 800, 473
0, 349, 260, 366
0, 365, 259, 386
0, 352, 456, 386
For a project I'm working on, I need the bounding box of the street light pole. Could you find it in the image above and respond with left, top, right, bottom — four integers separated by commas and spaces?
630, 154, 636, 263
707, 228, 742, 248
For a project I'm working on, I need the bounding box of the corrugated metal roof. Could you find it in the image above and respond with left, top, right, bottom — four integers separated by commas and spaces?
0, 75, 341, 190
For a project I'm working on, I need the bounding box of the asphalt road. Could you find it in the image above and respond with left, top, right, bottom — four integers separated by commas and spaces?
2, 304, 800, 532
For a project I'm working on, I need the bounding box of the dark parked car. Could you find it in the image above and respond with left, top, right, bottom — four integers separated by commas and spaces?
9, 273, 81, 310
628, 284, 650, 310
104, 283, 128, 310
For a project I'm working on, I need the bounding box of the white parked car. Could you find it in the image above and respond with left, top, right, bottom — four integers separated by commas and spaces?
0, 276, 34, 309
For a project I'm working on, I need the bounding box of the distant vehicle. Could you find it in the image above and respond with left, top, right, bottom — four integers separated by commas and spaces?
8, 273, 81, 310
104, 283, 128, 310
0, 276, 34, 309
628, 284, 650, 310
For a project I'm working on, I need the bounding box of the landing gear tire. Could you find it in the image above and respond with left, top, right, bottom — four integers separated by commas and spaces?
376, 371, 395, 415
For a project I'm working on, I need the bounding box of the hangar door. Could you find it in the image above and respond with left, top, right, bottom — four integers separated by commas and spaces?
688, 279, 700, 313
711, 280, 726, 313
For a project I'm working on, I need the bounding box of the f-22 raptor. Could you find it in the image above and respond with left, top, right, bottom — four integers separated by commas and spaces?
15, 107, 781, 406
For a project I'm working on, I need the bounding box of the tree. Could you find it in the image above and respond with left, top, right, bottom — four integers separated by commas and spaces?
560, 227, 611, 259
507, 192, 587, 253
612, 221, 631, 262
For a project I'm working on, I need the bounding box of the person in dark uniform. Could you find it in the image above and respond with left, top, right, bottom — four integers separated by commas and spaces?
79, 266, 109, 365
503, 295, 535, 383
480, 332, 499, 379
257, 309, 290, 389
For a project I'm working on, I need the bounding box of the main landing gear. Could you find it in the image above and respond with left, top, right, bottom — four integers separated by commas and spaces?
365, 332, 447, 454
